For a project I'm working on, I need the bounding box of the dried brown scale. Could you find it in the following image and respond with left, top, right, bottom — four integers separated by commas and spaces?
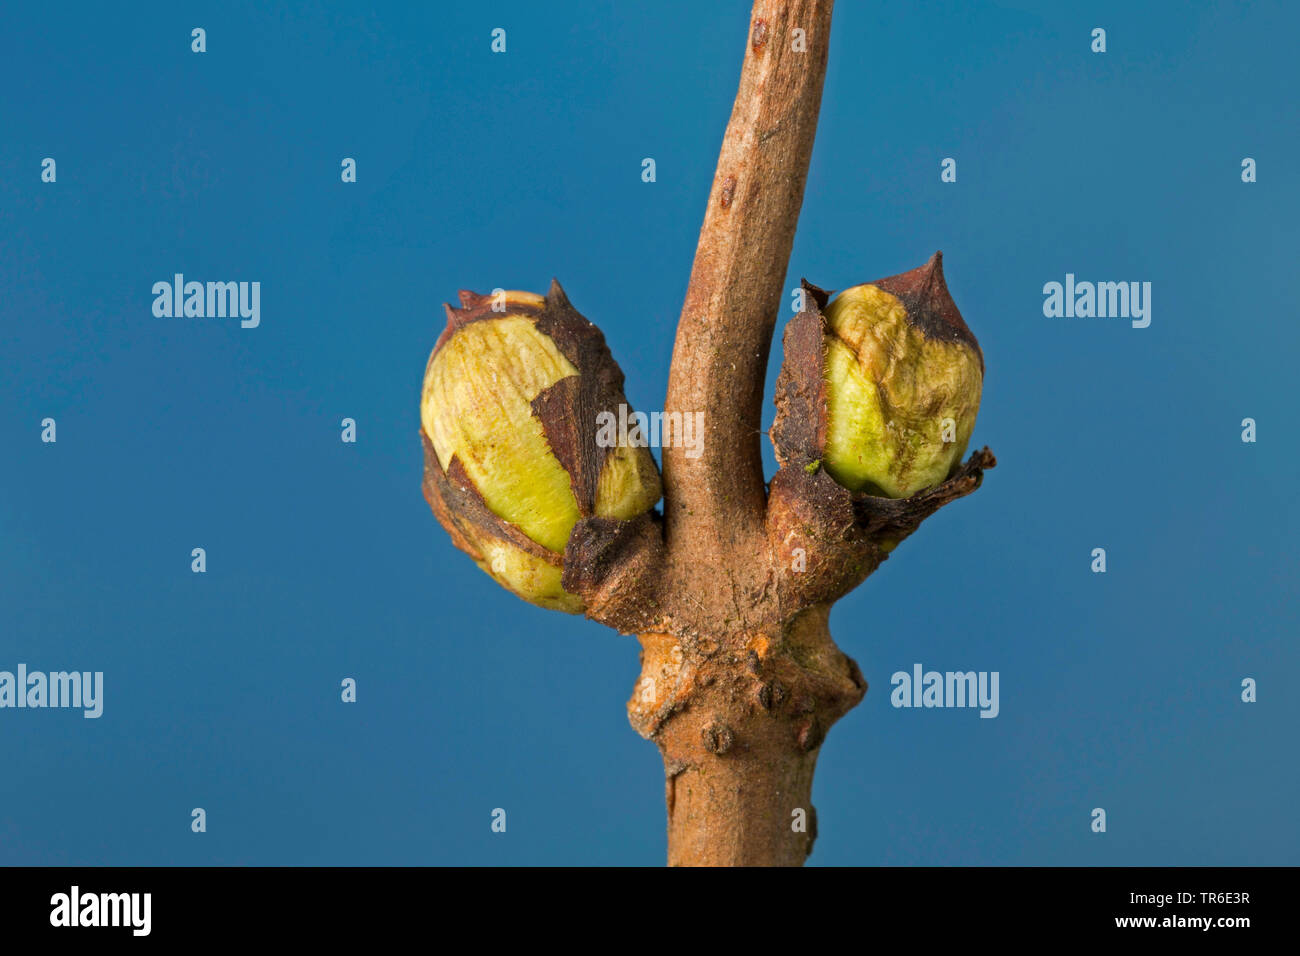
872, 251, 983, 366
768, 284, 831, 470
421, 434, 560, 569
765, 447, 996, 613
530, 280, 640, 516
561, 513, 667, 634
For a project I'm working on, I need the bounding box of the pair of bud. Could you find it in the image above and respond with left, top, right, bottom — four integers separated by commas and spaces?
421, 255, 983, 611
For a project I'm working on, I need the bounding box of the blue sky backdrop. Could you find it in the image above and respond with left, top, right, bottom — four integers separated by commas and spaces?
1, 0, 1296, 865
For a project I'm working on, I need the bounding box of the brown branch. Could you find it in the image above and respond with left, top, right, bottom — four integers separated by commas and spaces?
627, 0, 842, 868
629, 606, 865, 867
661, 0, 834, 583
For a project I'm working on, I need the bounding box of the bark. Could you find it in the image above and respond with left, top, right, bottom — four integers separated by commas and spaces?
628, 606, 866, 866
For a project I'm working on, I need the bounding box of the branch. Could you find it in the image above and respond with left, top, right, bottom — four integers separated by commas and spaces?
768, 447, 997, 612
662, 0, 834, 574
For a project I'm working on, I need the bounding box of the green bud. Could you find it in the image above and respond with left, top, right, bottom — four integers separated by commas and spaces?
421, 283, 662, 612
821, 252, 983, 498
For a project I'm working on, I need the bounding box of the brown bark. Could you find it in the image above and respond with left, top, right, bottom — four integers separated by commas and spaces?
628, 606, 866, 866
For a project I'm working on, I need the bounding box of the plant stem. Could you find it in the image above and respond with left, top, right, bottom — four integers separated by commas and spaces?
631, 605, 864, 866
662, 0, 834, 573
642, 0, 836, 867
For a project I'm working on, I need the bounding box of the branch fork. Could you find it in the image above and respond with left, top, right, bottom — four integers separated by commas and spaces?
423, 0, 996, 866
606, 1, 994, 865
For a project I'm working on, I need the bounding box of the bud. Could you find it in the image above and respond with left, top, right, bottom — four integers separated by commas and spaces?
819, 252, 982, 498
421, 282, 662, 612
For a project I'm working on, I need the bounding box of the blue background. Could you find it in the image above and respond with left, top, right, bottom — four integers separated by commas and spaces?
2, 0, 1296, 865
